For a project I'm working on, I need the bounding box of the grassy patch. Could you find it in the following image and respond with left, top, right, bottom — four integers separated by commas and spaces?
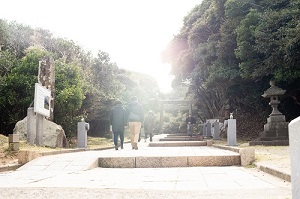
0, 134, 128, 153
87, 137, 114, 149
213, 138, 250, 147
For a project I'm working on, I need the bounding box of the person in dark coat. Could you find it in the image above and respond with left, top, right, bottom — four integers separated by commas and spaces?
127, 96, 144, 150
144, 110, 155, 142
186, 114, 196, 137
109, 100, 127, 150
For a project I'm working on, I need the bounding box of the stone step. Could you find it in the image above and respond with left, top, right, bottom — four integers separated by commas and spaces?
149, 141, 207, 147
166, 134, 196, 137
98, 154, 240, 168
165, 133, 199, 138
159, 137, 203, 141
165, 136, 199, 138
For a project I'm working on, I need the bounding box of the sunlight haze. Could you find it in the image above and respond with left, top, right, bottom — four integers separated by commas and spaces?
1, 0, 202, 92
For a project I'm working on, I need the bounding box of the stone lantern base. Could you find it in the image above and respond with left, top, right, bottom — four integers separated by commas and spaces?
249, 114, 289, 146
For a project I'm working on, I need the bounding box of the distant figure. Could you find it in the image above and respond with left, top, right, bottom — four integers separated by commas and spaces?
186, 114, 196, 137
109, 100, 127, 150
144, 110, 155, 142
127, 96, 144, 150
230, 113, 233, 119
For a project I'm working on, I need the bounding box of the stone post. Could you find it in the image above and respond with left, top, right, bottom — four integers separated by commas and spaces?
289, 116, 300, 199
206, 122, 212, 137
9, 134, 19, 151
78, 120, 89, 148
27, 107, 35, 145
213, 121, 220, 140
202, 123, 207, 137
227, 119, 237, 146
159, 103, 164, 134
36, 113, 43, 146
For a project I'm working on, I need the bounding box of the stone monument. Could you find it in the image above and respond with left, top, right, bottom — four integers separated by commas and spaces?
250, 81, 289, 146
77, 118, 90, 148
227, 115, 237, 146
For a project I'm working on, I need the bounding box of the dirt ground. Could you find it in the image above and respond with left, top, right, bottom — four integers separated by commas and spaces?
0, 152, 18, 166
0, 134, 19, 166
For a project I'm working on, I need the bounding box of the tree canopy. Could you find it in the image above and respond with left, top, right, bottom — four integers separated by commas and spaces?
0, 19, 160, 137
163, 0, 300, 137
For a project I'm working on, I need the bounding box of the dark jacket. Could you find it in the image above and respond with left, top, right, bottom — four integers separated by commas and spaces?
109, 104, 127, 132
127, 101, 144, 123
186, 116, 196, 124
144, 114, 155, 133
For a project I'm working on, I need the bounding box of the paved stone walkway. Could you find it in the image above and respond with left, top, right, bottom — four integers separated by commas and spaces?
0, 135, 292, 198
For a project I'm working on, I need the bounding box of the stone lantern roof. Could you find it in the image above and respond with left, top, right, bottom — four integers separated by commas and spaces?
262, 81, 286, 98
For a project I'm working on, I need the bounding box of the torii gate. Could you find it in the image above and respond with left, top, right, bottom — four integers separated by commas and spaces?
157, 100, 196, 133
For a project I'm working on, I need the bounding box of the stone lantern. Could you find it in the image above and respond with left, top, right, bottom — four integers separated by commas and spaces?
262, 80, 286, 117
250, 81, 289, 145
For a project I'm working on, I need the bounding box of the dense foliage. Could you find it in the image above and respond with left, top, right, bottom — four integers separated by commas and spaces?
163, 0, 300, 137
0, 19, 160, 137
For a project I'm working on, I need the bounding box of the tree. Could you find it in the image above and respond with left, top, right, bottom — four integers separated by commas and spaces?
53, 60, 86, 136
0, 47, 49, 133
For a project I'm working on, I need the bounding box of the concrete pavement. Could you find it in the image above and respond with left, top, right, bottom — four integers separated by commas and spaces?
0, 135, 292, 199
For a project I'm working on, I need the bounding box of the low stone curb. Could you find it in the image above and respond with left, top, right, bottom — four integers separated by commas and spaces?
17, 146, 117, 165
213, 144, 255, 166
213, 144, 291, 182
254, 162, 291, 182
0, 164, 22, 173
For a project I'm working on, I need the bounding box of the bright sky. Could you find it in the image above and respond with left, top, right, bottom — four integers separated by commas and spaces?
1, 0, 201, 92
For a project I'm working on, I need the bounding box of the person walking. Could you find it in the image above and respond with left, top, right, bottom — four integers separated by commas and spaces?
127, 96, 144, 150
109, 100, 127, 150
186, 114, 196, 137
144, 110, 155, 142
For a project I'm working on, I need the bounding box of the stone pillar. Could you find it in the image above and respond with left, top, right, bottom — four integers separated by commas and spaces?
213, 121, 220, 140
38, 56, 55, 121
289, 116, 300, 199
36, 113, 43, 146
227, 119, 237, 146
206, 122, 212, 137
159, 103, 164, 134
202, 123, 207, 137
27, 107, 35, 145
78, 121, 89, 148
9, 134, 19, 151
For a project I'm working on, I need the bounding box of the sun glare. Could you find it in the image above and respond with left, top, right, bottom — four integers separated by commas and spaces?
0, 0, 201, 93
